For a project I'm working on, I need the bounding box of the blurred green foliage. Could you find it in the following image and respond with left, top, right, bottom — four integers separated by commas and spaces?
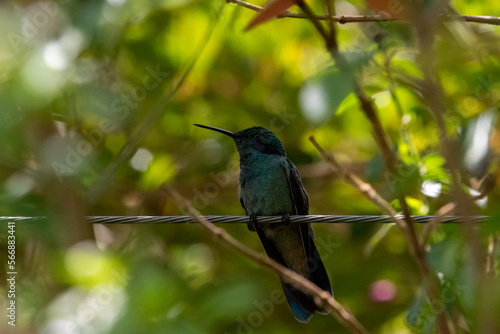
1, 0, 500, 333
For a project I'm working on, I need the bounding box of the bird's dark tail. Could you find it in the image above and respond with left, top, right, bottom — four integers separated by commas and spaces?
281, 280, 315, 323
279, 239, 333, 322
255, 224, 332, 323
305, 235, 333, 315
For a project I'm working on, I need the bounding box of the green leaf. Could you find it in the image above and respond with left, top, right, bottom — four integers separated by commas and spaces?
336, 92, 358, 116
405, 197, 428, 215
422, 153, 450, 184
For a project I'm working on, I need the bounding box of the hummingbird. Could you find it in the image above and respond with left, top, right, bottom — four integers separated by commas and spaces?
194, 124, 332, 323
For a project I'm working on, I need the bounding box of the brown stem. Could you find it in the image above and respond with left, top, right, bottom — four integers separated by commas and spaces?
422, 190, 490, 244
293, 0, 329, 43
309, 136, 406, 230
232, 1, 453, 332
415, 24, 484, 277
324, 0, 339, 54
353, 83, 396, 169
309, 136, 450, 334
227, 0, 500, 26
164, 185, 369, 334
295, 3, 437, 326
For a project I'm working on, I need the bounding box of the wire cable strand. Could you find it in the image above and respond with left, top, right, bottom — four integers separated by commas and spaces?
0, 215, 489, 224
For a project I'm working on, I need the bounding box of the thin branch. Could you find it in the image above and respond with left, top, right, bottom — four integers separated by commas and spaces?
423, 202, 456, 244
308, 137, 427, 273
284, 1, 445, 331
486, 235, 499, 276
325, 0, 337, 50
354, 81, 424, 264
308, 136, 406, 230
452, 14, 500, 25
422, 189, 491, 244
227, 0, 500, 26
311, 0, 426, 291
293, 0, 329, 43
287, 3, 444, 330
230, 1, 474, 332
353, 83, 396, 169
302, 1, 415, 253
163, 185, 369, 334
309, 136, 450, 334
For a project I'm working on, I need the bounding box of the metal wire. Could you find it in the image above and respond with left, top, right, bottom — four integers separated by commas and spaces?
0, 215, 489, 224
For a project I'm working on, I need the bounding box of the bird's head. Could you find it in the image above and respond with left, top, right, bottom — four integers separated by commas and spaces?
194, 124, 286, 157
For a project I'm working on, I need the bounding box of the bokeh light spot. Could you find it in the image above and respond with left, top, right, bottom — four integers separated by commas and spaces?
370, 280, 397, 302
130, 148, 153, 172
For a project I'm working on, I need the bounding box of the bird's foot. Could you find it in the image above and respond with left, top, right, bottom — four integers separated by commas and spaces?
247, 213, 258, 231
281, 213, 290, 226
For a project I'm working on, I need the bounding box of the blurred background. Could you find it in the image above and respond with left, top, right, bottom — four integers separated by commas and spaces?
1, 0, 500, 333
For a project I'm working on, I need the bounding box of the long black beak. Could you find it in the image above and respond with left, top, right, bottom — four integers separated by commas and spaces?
194, 124, 237, 138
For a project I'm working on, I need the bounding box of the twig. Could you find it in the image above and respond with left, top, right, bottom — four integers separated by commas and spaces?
354, 72, 425, 273
226, 0, 500, 25
293, 0, 329, 42
422, 202, 456, 244
353, 83, 396, 169
458, 14, 500, 25
163, 185, 369, 334
306, 1, 417, 253
282, 3, 415, 255
286, 1, 446, 331
309, 136, 450, 334
422, 189, 490, 244
308, 136, 406, 230
308, 137, 427, 270
285, 0, 446, 330
486, 235, 497, 276
299, 0, 426, 297
325, 0, 338, 52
